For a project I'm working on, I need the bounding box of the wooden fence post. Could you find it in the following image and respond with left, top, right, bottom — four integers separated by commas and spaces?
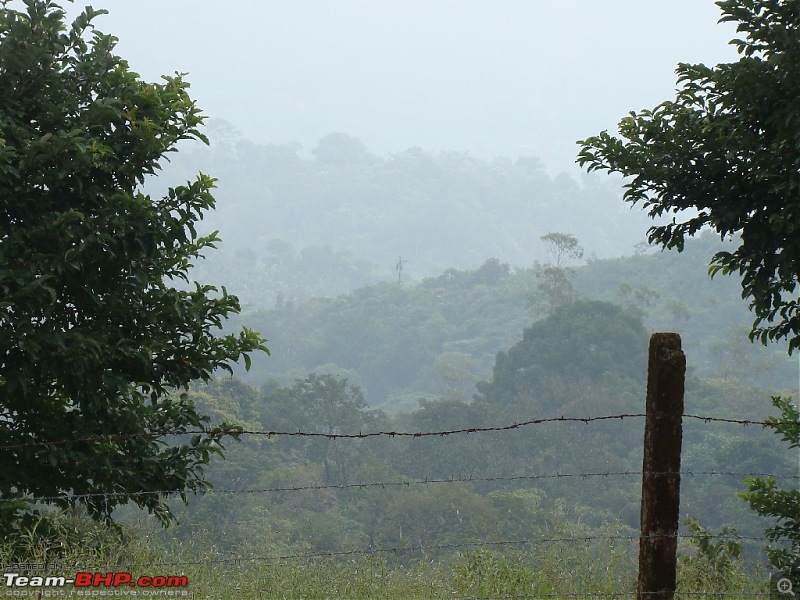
638, 333, 686, 600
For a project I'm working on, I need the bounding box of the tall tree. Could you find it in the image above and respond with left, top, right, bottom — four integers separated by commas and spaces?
577, 0, 800, 352
0, 1, 267, 534
540, 232, 584, 270
529, 232, 583, 315
260, 374, 384, 484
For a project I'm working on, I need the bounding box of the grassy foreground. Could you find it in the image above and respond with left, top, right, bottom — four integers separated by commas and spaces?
0, 512, 772, 599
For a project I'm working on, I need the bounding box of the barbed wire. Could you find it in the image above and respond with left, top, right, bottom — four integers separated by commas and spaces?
58, 533, 767, 571
0, 413, 646, 450
683, 413, 800, 427
2, 413, 797, 451
193, 591, 774, 599
447, 594, 772, 599
229, 592, 772, 599
7, 469, 797, 504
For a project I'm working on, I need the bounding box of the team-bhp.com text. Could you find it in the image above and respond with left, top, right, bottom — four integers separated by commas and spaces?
3, 572, 188, 594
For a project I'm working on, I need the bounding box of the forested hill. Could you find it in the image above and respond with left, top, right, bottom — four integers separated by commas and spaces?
162, 126, 796, 405
187, 234, 797, 555
168, 123, 657, 307
231, 232, 796, 409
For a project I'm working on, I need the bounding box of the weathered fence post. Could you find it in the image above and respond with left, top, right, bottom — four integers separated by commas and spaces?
638, 333, 685, 600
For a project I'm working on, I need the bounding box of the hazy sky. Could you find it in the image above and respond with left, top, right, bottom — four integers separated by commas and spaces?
63, 1, 739, 174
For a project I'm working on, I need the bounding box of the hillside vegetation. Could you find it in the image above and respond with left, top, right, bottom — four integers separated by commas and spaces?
134, 230, 796, 580
10, 195, 794, 596
231, 231, 796, 405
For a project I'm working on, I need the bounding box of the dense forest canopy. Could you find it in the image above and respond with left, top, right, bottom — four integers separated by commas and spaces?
225, 232, 796, 407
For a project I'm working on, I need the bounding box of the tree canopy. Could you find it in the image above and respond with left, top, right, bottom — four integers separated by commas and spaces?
540, 232, 584, 269
476, 300, 649, 413
0, 0, 266, 533
577, 0, 800, 352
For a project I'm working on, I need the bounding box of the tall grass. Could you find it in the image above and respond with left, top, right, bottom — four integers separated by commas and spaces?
0, 512, 772, 599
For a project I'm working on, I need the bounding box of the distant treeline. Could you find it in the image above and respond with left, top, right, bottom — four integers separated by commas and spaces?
165, 123, 657, 306
225, 232, 795, 406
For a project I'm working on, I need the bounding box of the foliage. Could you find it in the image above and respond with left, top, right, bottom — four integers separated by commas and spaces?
165, 246, 797, 566
260, 374, 387, 484
529, 265, 579, 317
617, 282, 661, 313
540, 232, 584, 269
241, 260, 531, 403
189, 240, 387, 310
0, 1, 267, 535
1, 506, 127, 562
574, 231, 797, 389
683, 516, 742, 574
10, 370, 782, 590
739, 396, 800, 580
677, 516, 760, 594
0, 506, 775, 599
578, 0, 800, 352
528, 232, 584, 315
453, 549, 551, 597
476, 300, 649, 412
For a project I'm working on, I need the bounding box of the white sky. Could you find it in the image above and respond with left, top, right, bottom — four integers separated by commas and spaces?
60, 0, 739, 174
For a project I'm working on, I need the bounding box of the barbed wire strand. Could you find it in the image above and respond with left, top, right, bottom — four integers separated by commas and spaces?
446, 590, 772, 600
224, 592, 773, 599
446, 594, 772, 599
7, 470, 797, 504
683, 413, 800, 426
57, 533, 767, 571
0, 414, 646, 450
2, 413, 798, 451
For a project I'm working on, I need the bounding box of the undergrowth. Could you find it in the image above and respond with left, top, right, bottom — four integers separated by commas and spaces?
0, 511, 772, 599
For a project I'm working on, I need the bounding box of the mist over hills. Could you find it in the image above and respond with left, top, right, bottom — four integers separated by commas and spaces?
161, 122, 660, 307
10, 1, 797, 589
151, 125, 798, 404
135, 120, 800, 583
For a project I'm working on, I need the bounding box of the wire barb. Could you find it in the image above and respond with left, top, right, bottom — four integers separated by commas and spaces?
4, 469, 795, 504
1, 412, 797, 451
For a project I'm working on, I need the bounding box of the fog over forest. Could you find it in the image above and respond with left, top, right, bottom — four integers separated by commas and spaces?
120, 3, 796, 586
64, 1, 739, 174
6, 1, 799, 596
78, 0, 742, 295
